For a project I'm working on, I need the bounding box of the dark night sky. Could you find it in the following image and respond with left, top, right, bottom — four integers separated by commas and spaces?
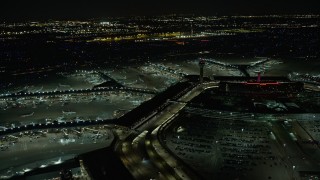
1, 0, 320, 20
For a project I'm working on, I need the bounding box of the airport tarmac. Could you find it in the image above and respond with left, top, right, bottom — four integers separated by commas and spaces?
0, 126, 114, 178
0, 92, 152, 127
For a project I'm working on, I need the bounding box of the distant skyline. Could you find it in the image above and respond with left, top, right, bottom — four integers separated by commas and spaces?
1, 0, 320, 20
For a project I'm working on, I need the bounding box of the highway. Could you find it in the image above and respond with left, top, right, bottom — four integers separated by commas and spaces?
116, 133, 163, 179
116, 81, 219, 179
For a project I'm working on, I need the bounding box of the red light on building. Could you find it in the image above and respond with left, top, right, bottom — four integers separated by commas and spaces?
257, 72, 261, 82
243, 82, 280, 86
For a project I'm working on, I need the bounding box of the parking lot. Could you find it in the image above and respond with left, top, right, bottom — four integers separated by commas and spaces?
163, 107, 310, 180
